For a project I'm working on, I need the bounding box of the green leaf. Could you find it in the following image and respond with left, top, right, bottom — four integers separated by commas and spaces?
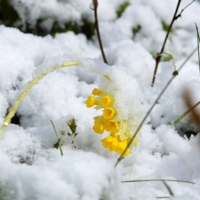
132, 25, 141, 38
67, 118, 77, 134
116, 2, 130, 18
54, 138, 61, 149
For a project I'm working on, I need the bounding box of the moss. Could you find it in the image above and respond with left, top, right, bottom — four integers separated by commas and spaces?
0, 0, 20, 26
132, 25, 141, 38
116, 2, 130, 18
0, 0, 95, 39
50, 17, 95, 39
80, 17, 95, 40
50, 21, 80, 38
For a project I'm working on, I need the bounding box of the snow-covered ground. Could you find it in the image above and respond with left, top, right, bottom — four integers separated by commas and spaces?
0, 0, 200, 199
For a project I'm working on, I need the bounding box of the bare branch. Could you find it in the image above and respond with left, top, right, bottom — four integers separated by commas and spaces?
151, 0, 195, 87
175, 0, 195, 19
151, 0, 182, 87
93, 0, 108, 64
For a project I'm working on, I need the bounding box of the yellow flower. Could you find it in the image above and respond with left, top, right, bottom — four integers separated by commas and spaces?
85, 87, 139, 156
104, 120, 119, 133
86, 96, 98, 107
92, 88, 101, 95
100, 96, 112, 107
101, 136, 131, 156
103, 107, 115, 119
101, 136, 118, 151
115, 139, 131, 156
93, 116, 104, 134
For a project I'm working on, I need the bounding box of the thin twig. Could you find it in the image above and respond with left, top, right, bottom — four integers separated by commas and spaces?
151, 0, 195, 86
115, 47, 197, 167
175, 0, 195, 19
151, 0, 181, 87
93, 0, 108, 64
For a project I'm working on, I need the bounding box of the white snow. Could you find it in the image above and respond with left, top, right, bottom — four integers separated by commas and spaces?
0, 0, 200, 199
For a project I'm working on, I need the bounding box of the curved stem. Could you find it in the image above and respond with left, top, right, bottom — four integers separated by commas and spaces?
0, 61, 81, 138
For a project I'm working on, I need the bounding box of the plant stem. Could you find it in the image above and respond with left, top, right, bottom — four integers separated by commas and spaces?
51, 120, 63, 156
175, 0, 195, 19
162, 181, 174, 196
195, 23, 200, 72
93, 0, 108, 64
122, 179, 195, 184
151, 0, 182, 87
115, 47, 197, 167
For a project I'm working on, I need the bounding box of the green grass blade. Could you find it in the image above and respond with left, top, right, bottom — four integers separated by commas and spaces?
51, 120, 63, 156
0, 61, 81, 139
162, 181, 174, 196
195, 23, 200, 72
122, 179, 195, 199
122, 179, 195, 184
173, 101, 200, 125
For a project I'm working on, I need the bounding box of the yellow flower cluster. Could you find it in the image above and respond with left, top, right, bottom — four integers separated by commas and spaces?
86, 88, 138, 156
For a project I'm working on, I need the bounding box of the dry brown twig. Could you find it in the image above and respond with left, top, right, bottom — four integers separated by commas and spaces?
151, 0, 195, 87
182, 89, 200, 148
92, 0, 108, 64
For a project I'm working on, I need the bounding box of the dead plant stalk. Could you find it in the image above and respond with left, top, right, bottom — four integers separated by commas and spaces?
93, 0, 108, 64
151, 0, 181, 86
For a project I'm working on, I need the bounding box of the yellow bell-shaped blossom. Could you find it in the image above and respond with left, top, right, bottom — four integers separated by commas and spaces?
104, 120, 119, 133
100, 96, 112, 107
92, 88, 101, 95
85, 87, 139, 156
86, 96, 98, 107
115, 139, 131, 156
101, 136, 118, 151
93, 116, 104, 134
103, 107, 115, 120
101, 136, 131, 156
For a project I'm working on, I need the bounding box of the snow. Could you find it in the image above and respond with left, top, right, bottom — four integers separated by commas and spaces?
0, 0, 200, 199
